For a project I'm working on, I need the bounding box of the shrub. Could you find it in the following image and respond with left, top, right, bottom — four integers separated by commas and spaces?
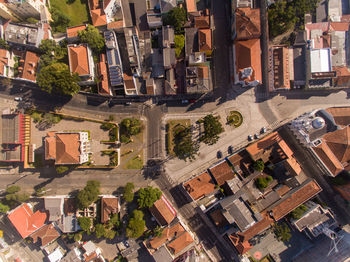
6, 186, 21, 194
290, 204, 308, 219
253, 159, 265, 172
123, 183, 135, 203
255, 176, 273, 190
56, 165, 69, 174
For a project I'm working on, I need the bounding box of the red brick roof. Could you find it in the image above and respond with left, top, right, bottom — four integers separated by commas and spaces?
8, 203, 47, 239
183, 172, 216, 200
30, 223, 60, 247
98, 54, 110, 96
101, 197, 119, 224
195, 13, 210, 29
235, 8, 261, 40
149, 195, 176, 226
198, 29, 212, 52
185, 0, 197, 13
326, 107, 350, 127
91, 8, 107, 26
107, 20, 124, 29
235, 39, 262, 83
68, 45, 90, 76
271, 180, 322, 221
46, 133, 81, 165
67, 25, 87, 38
149, 222, 185, 250
209, 160, 235, 186
21, 51, 39, 82
167, 231, 194, 255
0, 48, 8, 76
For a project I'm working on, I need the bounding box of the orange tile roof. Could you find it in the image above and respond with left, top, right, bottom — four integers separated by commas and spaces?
21, 51, 39, 82
198, 66, 209, 79
235, 8, 261, 40
101, 197, 119, 224
98, 54, 110, 96
30, 223, 60, 247
228, 234, 252, 254
195, 14, 210, 29
185, 0, 197, 13
329, 22, 350, 31
183, 172, 216, 201
68, 45, 90, 76
0, 48, 8, 76
271, 46, 290, 89
276, 185, 291, 197
284, 157, 302, 176
235, 39, 262, 83
313, 142, 343, 176
45, 137, 56, 160
246, 132, 280, 160
8, 203, 47, 239
209, 160, 235, 186
271, 180, 322, 221
326, 107, 350, 127
198, 29, 212, 52
107, 20, 124, 29
334, 183, 350, 201
89, 0, 99, 10
149, 195, 176, 226
149, 222, 185, 250
67, 25, 87, 38
91, 9, 107, 27
55, 133, 81, 164
167, 231, 194, 255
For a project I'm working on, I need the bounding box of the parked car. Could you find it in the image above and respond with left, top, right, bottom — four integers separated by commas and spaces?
217, 150, 223, 159
189, 99, 196, 103
124, 240, 130, 248
124, 102, 132, 105
228, 145, 234, 154
181, 99, 189, 104
261, 127, 267, 134
248, 135, 253, 141
254, 133, 260, 139
14, 97, 22, 101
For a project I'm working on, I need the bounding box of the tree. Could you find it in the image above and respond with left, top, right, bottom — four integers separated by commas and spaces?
16, 193, 30, 203
104, 229, 116, 239
200, 115, 224, 145
255, 176, 273, 190
39, 39, 67, 67
153, 225, 163, 237
174, 34, 185, 58
253, 159, 265, 172
50, 8, 70, 33
0, 203, 10, 213
137, 186, 162, 209
163, 7, 187, 34
76, 180, 101, 209
6, 186, 20, 194
38, 62, 80, 96
121, 118, 143, 137
35, 187, 46, 197
78, 25, 105, 53
173, 126, 199, 161
126, 210, 146, 238
95, 224, 106, 238
123, 182, 135, 203
0, 38, 9, 50
74, 232, 82, 242
273, 223, 292, 242
78, 217, 92, 232
290, 204, 308, 219
108, 213, 121, 229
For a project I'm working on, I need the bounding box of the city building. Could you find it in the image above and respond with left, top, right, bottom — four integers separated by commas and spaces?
66, 25, 87, 43
4, 23, 44, 48
0, 48, 10, 77
234, 8, 261, 41
150, 195, 177, 226
183, 171, 216, 201
7, 203, 47, 239
6, 0, 44, 19
97, 54, 112, 96
82, 241, 105, 261
268, 45, 292, 91
44, 131, 91, 165
101, 196, 120, 224
0, 1, 19, 21
292, 201, 336, 238
30, 223, 61, 248
0, 112, 33, 165
88, 0, 121, 27
67, 44, 95, 85
17, 51, 40, 82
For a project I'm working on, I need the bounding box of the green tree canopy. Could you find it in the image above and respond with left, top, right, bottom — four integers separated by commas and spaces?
78, 217, 92, 232
273, 222, 292, 242
6, 186, 21, 194
253, 159, 265, 172
200, 114, 224, 145
126, 210, 145, 238
173, 126, 199, 161
78, 25, 105, 53
74, 232, 82, 242
39, 39, 67, 67
95, 224, 105, 238
123, 182, 135, 203
174, 34, 185, 58
108, 213, 121, 229
290, 204, 308, 219
137, 186, 162, 209
0, 38, 10, 50
38, 62, 80, 96
0, 203, 10, 213
50, 8, 70, 33
255, 175, 273, 190
104, 229, 116, 239
163, 7, 187, 34
121, 118, 143, 136
76, 180, 101, 209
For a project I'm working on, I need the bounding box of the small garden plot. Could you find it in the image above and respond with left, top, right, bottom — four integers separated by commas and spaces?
227, 111, 243, 128
166, 119, 191, 156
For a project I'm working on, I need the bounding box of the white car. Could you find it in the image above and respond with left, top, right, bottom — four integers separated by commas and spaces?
14, 97, 22, 101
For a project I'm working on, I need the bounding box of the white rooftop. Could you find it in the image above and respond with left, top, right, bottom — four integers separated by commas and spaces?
48, 248, 64, 262
310, 49, 332, 73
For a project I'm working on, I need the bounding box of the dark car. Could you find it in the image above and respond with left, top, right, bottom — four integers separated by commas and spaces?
217, 151, 223, 158
124, 240, 130, 248
228, 146, 234, 154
